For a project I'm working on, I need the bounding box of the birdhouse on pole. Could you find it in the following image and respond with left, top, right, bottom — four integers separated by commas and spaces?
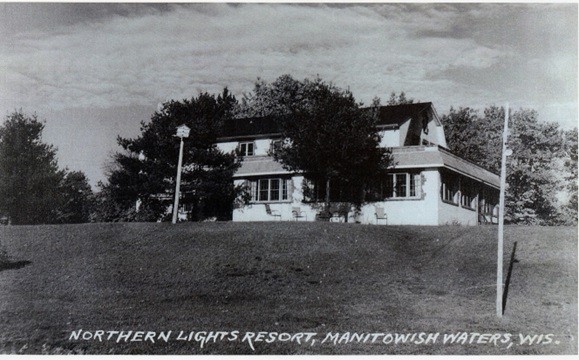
176, 124, 191, 138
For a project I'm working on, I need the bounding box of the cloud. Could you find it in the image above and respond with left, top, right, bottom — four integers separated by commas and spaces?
0, 3, 576, 187
0, 3, 520, 113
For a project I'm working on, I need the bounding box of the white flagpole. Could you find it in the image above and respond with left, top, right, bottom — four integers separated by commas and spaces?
497, 103, 510, 317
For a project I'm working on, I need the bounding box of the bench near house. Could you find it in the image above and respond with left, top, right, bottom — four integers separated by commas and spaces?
215, 102, 500, 225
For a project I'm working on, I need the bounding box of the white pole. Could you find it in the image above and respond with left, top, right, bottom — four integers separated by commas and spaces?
497, 103, 509, 317
172, 137, 185, 224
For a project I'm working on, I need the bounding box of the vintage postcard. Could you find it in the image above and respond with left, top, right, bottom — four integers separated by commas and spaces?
0, 2, 576, 355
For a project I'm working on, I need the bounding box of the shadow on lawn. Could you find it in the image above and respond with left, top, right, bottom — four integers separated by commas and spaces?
502, 241, 519, 314
0, 260, 32, 272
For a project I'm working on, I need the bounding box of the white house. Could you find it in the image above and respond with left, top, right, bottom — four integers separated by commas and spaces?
215, 102, 500, 225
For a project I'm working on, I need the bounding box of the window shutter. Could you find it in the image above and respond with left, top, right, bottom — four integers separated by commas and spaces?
287, 178, 293, 200
414, 173, 421, 197
250, 180, 257, 202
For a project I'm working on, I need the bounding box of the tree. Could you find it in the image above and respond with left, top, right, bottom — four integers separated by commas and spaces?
386, 91, 416, 106
235, 75, 306, 118
442, 105, 566, 224
97, 89, 241, 222
55, 171, 93, 224
0, 111, 94, 225
90, 181, 130, 222
442, 107, 488, 165
561, 128, 578, 224
0, 111, 65, 224
241, 75, 393, 217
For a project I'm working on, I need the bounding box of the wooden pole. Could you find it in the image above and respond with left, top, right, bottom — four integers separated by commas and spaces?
172, 137, 185, 224
497, 103, 510, 317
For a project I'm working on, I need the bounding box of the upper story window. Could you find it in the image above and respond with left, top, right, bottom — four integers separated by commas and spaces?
239, 142, 254, 156
270, 139, 282, 154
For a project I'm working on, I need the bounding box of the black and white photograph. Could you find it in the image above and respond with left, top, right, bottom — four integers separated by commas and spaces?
0, 1, 577, 355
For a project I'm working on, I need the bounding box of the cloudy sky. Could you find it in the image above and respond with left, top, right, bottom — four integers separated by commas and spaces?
0, 2, 577, 187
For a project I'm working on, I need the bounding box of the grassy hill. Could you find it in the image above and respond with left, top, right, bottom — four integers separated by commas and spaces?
0, 222, 576, 355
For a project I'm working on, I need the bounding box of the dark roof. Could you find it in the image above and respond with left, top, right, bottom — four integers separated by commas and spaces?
375, 102, 433, 127
219, 102, 434, 140
220, 115, 284, 140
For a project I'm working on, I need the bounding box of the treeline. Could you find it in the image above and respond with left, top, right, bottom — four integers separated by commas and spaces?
0, 75, 576, 225
443, 106, 577, 225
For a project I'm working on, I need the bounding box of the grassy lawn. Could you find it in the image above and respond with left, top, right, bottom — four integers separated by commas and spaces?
0, 222, 576, 355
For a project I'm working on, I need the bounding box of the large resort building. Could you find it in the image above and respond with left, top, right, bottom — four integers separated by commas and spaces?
214, 102, 500, 225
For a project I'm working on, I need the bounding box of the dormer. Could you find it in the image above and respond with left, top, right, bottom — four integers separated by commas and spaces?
216, 115, 284, 156
375, 103, 447, 148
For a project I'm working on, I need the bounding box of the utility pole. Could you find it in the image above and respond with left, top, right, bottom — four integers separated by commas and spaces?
497, 103, 511, 317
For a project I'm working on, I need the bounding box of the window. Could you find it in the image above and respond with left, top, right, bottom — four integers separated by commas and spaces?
383, 173, 420, 199
248, 178, 290, 202
441, 172, 458, 204
270, 139, 282, 154
480, 188, 498, 215
410, 174, 416, 197
460, 178, 477, 210
395, 174, 407, 197
303, 173, 420, 203
239, 142, 254, 156
460, 193, 475, 209
441, 172, 481, 209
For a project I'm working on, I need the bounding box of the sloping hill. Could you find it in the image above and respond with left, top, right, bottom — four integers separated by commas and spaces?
0, 222, 576, 354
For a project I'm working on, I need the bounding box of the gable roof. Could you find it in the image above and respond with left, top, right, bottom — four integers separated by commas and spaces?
219, 103, 436, 140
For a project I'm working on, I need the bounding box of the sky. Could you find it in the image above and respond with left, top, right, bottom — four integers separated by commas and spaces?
0, 2, 577, 188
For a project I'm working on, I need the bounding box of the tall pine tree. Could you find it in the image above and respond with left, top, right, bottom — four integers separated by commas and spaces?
97, 89, 241, 221
0, 111, 63, 224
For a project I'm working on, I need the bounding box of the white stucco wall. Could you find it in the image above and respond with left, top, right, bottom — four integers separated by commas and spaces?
433, 122, 448, 148
253, 139, 271, 156
436, 170, 478, 225
233, 170, 444, 225
398, 119, 411, 146
232, 164, 485, 226
378, 129, 401, 147
216, 141, 237, 153
422, 120, 447, 147
232, 175, 318, 222
358, 169, 439, 225
233, 202, 293, 222
438, 200, 478, 225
